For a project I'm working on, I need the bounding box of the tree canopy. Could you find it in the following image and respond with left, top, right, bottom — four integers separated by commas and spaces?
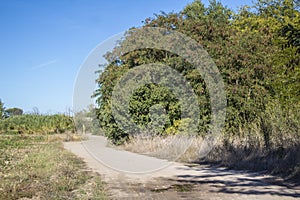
94, 0, 300, 145
5, 107, 23, 117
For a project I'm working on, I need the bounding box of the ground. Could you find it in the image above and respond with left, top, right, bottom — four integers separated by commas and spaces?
64, 135, 300, 200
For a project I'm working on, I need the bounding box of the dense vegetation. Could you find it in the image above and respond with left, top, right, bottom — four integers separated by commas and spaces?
94, 0, 299, 178
0, 114, 75, 135
0, 101, 75, 135
95, 0, 299, 142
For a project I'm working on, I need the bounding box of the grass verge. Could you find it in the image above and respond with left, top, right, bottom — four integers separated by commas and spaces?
203, 136, 300, 184
0, 134, 107, 200
119, 134, 300, 184
118, 135, 202, 162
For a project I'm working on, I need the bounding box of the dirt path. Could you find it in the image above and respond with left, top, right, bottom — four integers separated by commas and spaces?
64, 135, 300, 200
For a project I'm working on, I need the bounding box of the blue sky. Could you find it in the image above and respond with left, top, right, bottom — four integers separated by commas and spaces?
0, 0, 253, 114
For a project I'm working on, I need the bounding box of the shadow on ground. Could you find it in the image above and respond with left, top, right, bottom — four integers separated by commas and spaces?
166, 165, 300, 198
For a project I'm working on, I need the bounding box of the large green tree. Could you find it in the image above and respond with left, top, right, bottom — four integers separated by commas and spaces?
94, 0, 300, 144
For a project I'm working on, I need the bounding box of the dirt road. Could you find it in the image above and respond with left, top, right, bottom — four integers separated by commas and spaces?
64, 135, 300, 200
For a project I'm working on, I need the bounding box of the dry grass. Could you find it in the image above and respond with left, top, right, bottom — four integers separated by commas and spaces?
0, 134, 107, 199
118, 133, 300, 183
203, 134, 300, 183
46, 133, 87, 142
118, 134, 204, 162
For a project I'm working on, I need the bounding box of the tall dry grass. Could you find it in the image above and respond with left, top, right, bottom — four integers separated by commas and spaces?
119, 134, 205, 162
118, 100, 300, 182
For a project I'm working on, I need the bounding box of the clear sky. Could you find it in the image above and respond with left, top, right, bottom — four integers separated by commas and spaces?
0, 0, 253, 114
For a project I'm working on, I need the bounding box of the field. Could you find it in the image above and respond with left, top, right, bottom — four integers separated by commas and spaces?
0, 134, 107, 200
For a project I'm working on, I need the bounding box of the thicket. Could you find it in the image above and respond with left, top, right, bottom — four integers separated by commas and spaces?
95, 0, 299, 147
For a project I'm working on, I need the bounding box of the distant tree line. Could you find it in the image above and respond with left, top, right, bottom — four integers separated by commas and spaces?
0, 99, 23, 119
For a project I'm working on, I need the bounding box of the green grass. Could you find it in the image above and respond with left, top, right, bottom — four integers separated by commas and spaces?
0, 134, 107, 200
172, 184, 193, 192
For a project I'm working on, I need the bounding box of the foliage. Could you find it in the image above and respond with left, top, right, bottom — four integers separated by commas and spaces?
5, 107, 23, 117
128, 83, 180, 132
0, 99, 7, 119
0, 114, 75, 135
74, 104, 102, 135
94, 0, 300, 146
280, 24, 300, 53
